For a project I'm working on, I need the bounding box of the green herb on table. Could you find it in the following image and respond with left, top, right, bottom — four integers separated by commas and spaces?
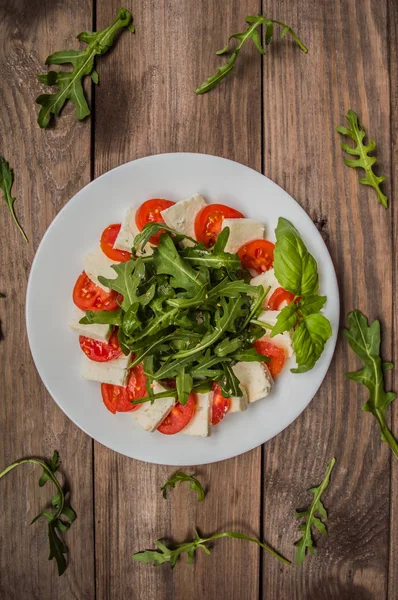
336, 110, 388, 208
0, 450, 76, 576
343, 310, 398, 459
161, 471, 205, 502
295, 457, 335, 565
196, 15, 307, 94
133, 528, 290, 567
0, 157, 28, 242
36, 8, 135, 128
269, 218, 332, 372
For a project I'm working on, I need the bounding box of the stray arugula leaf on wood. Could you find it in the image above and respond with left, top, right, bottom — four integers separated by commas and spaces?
0, 157, 28, 242
196, 15, 307, 94
0, 450, 76, 576
343, 310, 398, 459
161, 471, 205, 502
133, 528, 290, 567
272, 218, 332, 372
36, 8, 134, 128
295, 457, 335, 565
336, 110, 388, 208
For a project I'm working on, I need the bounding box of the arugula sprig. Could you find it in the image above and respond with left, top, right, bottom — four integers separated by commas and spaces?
196, 15, 307, 94
161, 471, 205, 502
337, 110, 388, 208
0, 450, 76, 576
36, 8, 134, 127
295, 457, 335, 565
133, 528, 290, 567
272, 218, 332, 372
343, 310, 398, 458
0, 157, 28, 242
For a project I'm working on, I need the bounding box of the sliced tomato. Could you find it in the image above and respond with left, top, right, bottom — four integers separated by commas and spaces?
100, 362, 147, 414
73, 271, 120, 312
211, 383, 230, 425
79, 329, 122, 362
157, 393, 196, 435
194, 204, 245, 247
135, 199, 175, 245
254, 340, 286, 379
238, 239, 275, 273
267, 287, 295, 310
100, 224, 131, 262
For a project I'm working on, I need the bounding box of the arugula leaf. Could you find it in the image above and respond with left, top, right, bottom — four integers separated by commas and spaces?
161, 471, 205, 502
181, 246, 241, 271
153, 234, 206, 297
80, 309, 123, 326
176, 366, 194, 405
132, 380, 214, 405
343, 310, 398, 458
292, 314, 332, 373
133, 222, 197, 251
0, 451, 76, 576
0, 157, 28, 242
217, 362, 243, 397
213, 227, 230, 253
336, 110, 388, 208
295, 457, 335, 565
274, 217, 318, 297
36, 8, 134, 127
232, 347, 269, 363
196, 16, 307, 94
133, 528, 290, 567
98, 259, 153, 311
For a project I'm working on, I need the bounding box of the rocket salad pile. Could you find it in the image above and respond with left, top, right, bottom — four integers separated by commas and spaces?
69, 194, 332, 437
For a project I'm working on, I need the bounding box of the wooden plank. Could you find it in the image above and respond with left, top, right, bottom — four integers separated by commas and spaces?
93, 1, 262, 599
261, 1, 392, 598
0, 2, 95, 599
388, 0, 398, 596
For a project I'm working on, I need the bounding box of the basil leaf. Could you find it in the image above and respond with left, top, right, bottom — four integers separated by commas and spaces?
292, 314, 332, 373
270, 302, 298, 337
298, 295, 326, 316
274, 217, 318, 297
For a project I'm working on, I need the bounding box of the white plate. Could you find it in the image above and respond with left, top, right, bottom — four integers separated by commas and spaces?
26, 153, 339, 465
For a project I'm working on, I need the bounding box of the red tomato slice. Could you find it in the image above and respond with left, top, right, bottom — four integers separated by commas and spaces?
100, 224, 131, 262
157, 393, 196, 435
267, 287, 295, 310
254, 341, 286, 379
135, 199, 175, 245
211, 383, 231, 425
100, 362, 147, 414
72, 271, 120, 312
238, 239, 275, 273
194, 204, 245, 248
79, 329, 122, 362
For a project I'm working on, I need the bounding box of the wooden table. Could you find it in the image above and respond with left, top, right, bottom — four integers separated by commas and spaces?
1, 1, 396, 598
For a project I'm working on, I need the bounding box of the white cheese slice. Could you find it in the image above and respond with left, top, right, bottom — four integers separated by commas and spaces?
132, 382, 175, 432
69, 309, 112, 343
229, 388, 249, 413
81, 353, 131, 387
232, 362, 273, 403
113, 207, 153, 256
182, 392, 211, 437
250, 268, 280, 308
222, 218, 265, 254
258, 310, 294, 357
84, 247, 118, 292
160, 194, 207, 246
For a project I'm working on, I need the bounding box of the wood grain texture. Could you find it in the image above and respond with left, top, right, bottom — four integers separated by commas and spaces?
260, 1, 393, 599
93, 1, 262, 599
0, 1, 95, 598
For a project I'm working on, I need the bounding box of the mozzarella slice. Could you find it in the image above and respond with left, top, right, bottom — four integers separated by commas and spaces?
222, 218, 265, 254
250, 268, 280, 308
182, 392, 211, 437
132, 382, 175, 432
84, 247, 118, 292
232, 362, 273, 403
69, 309, 112, 343
81, 354, 131, 386
229, 388, 249, 413
257, 310, 294, 357
113, 207, 153, 256
160, 194, 207, 246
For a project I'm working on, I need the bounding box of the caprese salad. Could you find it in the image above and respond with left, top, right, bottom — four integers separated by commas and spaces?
69, 194, 331, 437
